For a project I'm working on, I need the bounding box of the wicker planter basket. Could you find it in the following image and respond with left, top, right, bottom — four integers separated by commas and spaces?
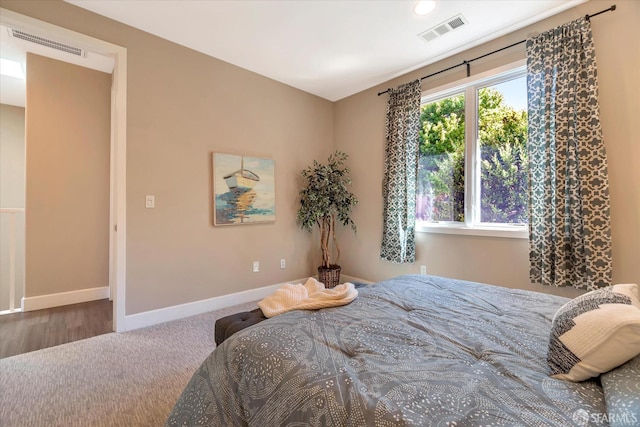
318, 265, 341, 289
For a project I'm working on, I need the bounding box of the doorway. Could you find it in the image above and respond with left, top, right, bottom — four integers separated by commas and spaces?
0, 8, 127, 332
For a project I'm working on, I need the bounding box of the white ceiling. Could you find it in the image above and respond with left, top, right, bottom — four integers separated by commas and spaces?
1, 1, 588, 106
64, 0, 587, 101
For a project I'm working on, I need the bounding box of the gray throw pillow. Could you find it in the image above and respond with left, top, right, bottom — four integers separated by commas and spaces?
601, 355, 640, 427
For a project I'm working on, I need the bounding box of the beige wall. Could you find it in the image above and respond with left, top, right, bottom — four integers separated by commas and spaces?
334, 0, 640, 297
0, 0, 334, 314
0, 104, 25, 309
25, 53, 111, 297
3, 0, 636, 315
0, 104, 25, 208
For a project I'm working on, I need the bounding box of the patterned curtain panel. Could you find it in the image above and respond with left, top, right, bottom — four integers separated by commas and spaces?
380, 80, 421, 263
526, 18, 611, 291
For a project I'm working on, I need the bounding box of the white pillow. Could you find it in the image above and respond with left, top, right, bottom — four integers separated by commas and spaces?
547, 283, 640, 382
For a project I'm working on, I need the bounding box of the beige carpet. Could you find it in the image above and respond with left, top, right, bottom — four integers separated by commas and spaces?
0, 300, 258, 427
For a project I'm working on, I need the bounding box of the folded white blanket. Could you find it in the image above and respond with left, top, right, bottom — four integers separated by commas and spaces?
258, 277, 358, 318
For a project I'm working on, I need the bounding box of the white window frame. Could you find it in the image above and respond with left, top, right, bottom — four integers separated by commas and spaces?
416, 60, 528, 239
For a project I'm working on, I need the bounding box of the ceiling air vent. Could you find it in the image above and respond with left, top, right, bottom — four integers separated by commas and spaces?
418, 14, 468, 43
8, 28, 86, 57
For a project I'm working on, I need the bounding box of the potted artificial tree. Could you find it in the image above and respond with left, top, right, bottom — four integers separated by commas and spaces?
297, 151, 358, 288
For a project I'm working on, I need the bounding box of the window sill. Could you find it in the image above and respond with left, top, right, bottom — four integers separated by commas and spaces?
416, 222, 528, 239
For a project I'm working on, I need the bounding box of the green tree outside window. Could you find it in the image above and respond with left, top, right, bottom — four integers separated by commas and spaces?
417, 87, 528, 224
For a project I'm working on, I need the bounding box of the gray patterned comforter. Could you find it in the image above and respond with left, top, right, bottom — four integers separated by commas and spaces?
167, 275, 608, 426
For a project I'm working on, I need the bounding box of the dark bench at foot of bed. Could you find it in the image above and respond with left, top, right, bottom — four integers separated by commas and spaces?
214, 282, 368, 346
215, 308, 267, 346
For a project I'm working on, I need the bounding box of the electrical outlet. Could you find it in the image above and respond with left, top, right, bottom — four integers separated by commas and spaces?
280, 258, 286, 269
253, 261, 259, 273
145, 195, 155, 208
420, 265, 427, 275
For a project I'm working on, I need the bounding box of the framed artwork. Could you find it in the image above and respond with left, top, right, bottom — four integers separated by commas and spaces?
212, 153, 276, 225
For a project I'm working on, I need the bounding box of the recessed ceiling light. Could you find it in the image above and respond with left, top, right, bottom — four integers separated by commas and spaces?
0, 58, 25, 79
414, 1, 437, 16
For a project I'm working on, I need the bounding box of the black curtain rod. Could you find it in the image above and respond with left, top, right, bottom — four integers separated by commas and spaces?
377, 4, 616, 96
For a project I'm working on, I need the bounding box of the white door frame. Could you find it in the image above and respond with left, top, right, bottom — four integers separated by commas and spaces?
0, 8, 127, 332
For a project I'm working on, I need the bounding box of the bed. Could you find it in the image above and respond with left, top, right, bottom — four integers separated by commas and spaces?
166, 274, 631, 426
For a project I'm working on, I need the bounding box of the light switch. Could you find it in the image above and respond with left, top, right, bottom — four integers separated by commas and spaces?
145, 195, 155, 208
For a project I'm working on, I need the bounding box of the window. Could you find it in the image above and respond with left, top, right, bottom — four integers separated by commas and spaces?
416, 63, 528, 238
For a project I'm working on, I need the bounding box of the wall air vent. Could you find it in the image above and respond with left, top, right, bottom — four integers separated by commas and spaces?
418, 14, 468, 43
8, 28, 86, 57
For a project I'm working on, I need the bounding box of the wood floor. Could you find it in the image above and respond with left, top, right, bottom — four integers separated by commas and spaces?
0, 299, 113, 358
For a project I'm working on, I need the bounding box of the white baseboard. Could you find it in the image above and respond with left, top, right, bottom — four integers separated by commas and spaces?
22, 286, 110, 312
123, 277, 310, 332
